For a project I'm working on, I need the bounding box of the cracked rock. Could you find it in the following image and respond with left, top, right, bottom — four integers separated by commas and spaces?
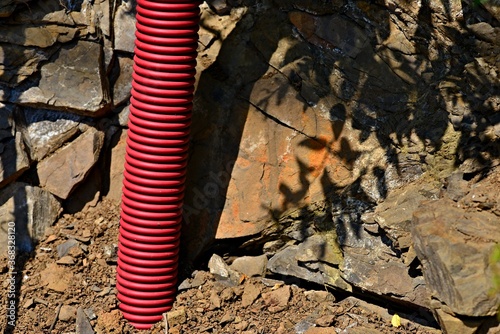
37, 127, 104, 199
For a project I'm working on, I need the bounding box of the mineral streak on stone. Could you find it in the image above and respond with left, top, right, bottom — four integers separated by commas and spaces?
20, 108, 84, 161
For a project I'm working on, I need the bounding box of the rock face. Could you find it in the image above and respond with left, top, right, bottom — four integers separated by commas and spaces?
183, 0, 499, 266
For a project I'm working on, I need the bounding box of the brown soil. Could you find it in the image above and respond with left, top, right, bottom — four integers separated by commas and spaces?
1, 198, 441, 334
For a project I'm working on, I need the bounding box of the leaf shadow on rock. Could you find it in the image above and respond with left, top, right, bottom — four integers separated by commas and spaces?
186, 1, 500, 309
260, 0, 499, 246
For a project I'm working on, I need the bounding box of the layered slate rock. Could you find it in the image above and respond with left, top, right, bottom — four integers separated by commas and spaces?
19, 108, 84, 161
374, 180, 441, 251
0, 44, 59, 87
267, 233, 350, 291
17, 41, 111, 116
113, 0, 136, 54
37, 127, 104, 199
0, 103, 30, 187
0, 182, 61, 252
0, 0, 16, 17
412, 198, 500, 317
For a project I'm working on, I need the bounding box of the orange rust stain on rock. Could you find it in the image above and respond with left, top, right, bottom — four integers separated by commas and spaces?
305, 135, 336, 178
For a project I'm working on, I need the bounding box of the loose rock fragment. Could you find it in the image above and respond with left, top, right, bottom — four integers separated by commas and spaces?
167, 307, 187, 327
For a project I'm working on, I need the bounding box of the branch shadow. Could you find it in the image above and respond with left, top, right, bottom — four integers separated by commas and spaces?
183, 1, 499, 274
261, 0, 499, 246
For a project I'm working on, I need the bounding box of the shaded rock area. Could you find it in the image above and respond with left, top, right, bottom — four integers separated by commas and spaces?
0, 182, 61, 252
412, 170, 500, 331
0, 0, 498, 333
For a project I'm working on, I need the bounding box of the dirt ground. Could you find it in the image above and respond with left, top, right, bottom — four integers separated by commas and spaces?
0, 196, 445, 334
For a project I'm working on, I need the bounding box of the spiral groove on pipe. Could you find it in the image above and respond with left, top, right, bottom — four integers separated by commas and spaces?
116, 0, 200, 329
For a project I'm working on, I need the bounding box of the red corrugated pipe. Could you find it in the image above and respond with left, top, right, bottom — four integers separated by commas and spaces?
116, 0, 200, 329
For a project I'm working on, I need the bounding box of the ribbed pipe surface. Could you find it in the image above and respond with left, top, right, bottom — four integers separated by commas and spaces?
116, 0, 200, 329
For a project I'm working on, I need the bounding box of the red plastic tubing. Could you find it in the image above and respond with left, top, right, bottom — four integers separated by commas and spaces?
116, 0, 200, 329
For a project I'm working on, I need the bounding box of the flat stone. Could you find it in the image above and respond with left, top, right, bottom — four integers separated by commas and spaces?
219, 287, 234, 302
84, 308, 97, 320
167, 307, 187, 327
374, 179, 439, 249
268, 246, 325, 285
76, 307, 95, 334
289, 12, 368, 58
315, 315, 335, 327
59, 305, 77, 322
40, 263, 74, 293
220, 312, 234, 325
23, 298, 34, 309
467, 22, 497, 43
445, 171, 469, 201
206, 0, 232, 15
116, 105, 130, 127
56, 256, 75, 265
262, 285, 290, 313
295, 234, 343, 266
230, 255, 268, 277
57, 239, 79, 258
304, 290, 333, 304
0, 25, 60, 48
209, 291, 221, 309
17, 40, 110, 115
412, 198, 500, 317
191, 271, 210, 288
382, 18, 416, 54
64, 166, 102, 214
434, 308, 482, 334
0, 183, 61, 253
241, 283, 261, 307
304, 327, 337, 334
208, 254, 241, 286
340, 296, 439, 331
37, 127, 104, 199
337, 204, 430, 307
